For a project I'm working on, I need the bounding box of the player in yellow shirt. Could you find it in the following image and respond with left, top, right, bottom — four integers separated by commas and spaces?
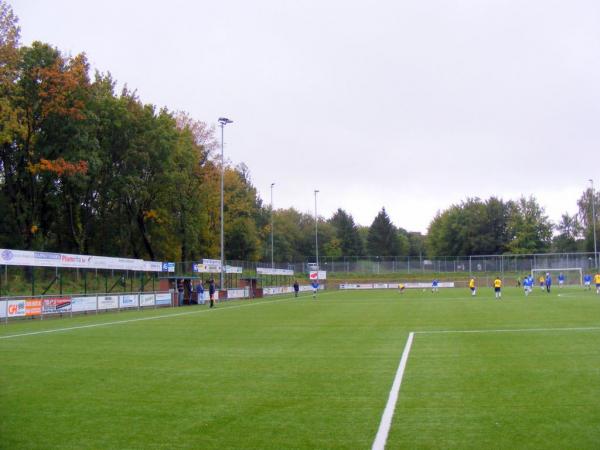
469, 278, 476, 296
538, 275, 545, 290
595, 273, 600, 295
494, 276, 502, 299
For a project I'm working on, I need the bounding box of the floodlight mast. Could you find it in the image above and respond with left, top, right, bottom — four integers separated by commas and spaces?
271, 183, 275, 268
314, 190, 319, 269
219, 117, 233, 289
591, 179, 598, 269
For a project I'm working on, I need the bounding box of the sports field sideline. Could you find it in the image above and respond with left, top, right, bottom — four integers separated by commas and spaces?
1, 287, 600, 449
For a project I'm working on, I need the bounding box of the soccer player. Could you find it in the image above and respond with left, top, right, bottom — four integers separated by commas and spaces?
595, 272, 600, 295
468, 278, 476, 296
399, 283, 405, 294
523, 275, 531, 296
293, 280, 299, 297
208, 279, 216, 308
584, 273, 592, 290
558, 272, 565, 288
545, 272, 552, 293
311, 279, 319, 298
494, 276, 502, 299
432, 279, 439, 293
538, 275, 545, 290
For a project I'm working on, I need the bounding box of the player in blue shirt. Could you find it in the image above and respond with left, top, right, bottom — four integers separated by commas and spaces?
432, 279, 439, 293
311, 280, 319, 299
545, 273, 552, 293
523, 275, 531, 296
558, 272, 565, 288
584, 274, 592, 290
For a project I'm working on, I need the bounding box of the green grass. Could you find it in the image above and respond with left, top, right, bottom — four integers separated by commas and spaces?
1, 287, 599, 449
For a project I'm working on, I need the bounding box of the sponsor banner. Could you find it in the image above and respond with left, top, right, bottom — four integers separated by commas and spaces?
193, 263, 221, 273
309, 271, 327, 280
98, 295, 119, 310
72, 296, 97, 312
139, 294, 155, 307
263, 286, 294, 295
299, 285, 314, 292
162, 262, 175, 272
0, 301, 6, 318
225, 265, 243, 274
42, 297, 72, 314
119, 294, 138, 308
203, 258, 221, 266
404, 282, 455, 289
155, 293, 172, 306
340, 284, 374, 290
227, 288, 248, 299
340, 282, 455, 290
0, 248, 162, 272
26, 299, 42, 316
257, 267, 294, 276
7, 299, 26, 317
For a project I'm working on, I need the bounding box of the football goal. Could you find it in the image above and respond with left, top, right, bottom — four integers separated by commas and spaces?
531, 268, 582, 286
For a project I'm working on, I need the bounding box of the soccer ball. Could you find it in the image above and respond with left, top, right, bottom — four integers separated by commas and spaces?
422, 288, 426, 292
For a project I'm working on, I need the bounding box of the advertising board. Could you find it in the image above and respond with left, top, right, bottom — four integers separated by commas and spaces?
71, 296, 97, 312
7, 299, 25, 317
25, 299, 42, 316
155, 293, 172, 306
139, 294, 155, 307
42, 297, 72, 314
98, 295, 119, 310
119, 295, 138, 308
226, 288, 248, 299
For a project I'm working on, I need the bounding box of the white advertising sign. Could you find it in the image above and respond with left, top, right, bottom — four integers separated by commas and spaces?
263, 286, 294, 296
155, 293, 172, 306
404, 282, 455, 289
71, 296, 97, 312
0, 301, 6, 318
309, 271, 327, 280
339, 284, 374, 290
6, 299, 26, 317
119, 295, 138, 308
139, 294, 155, 307
0, 248, 162, 272
98, 295, 119, 310
225, 265, 243, 274
257, 267, 294, 276
226, 288, 248, 299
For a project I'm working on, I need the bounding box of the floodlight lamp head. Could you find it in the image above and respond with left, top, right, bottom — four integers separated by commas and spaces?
218, 117, 233, 125
271, 183, 275, 187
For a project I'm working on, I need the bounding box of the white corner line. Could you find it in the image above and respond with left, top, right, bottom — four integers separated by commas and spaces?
415, 326, 600, 335
372, 331, 415, 450
0, 295, 299, 340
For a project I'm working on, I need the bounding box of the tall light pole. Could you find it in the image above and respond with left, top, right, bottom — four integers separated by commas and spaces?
590, 179, 598, 269
218, 117, 233, 289
270, 182, 275, 268
314, 189, 319, 268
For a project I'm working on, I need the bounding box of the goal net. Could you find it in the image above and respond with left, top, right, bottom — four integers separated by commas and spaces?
531, 268, 582, 287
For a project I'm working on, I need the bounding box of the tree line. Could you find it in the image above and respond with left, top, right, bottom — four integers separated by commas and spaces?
0, 2, 598, 262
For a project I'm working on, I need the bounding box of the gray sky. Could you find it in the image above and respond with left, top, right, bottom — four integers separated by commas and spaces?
13, 0, 600, 232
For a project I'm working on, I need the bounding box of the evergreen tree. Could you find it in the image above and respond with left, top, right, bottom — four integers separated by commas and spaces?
367, 208, 400, 256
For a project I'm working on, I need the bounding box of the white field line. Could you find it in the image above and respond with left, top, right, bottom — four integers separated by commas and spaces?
416, 326, 600, 335
0, 294, 312, 340
373, 324, 600, 449
372, 332, 414, 450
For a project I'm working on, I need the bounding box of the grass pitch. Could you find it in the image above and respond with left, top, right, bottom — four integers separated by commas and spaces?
1, 287, 599, 449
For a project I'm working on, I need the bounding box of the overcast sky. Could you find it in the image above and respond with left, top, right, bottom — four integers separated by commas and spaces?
12, 0, 600, 232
